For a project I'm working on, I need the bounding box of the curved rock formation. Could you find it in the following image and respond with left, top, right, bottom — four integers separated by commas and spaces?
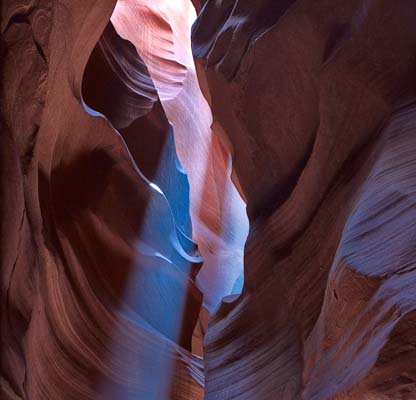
110, 0, 249, 311
193, 0, 416, 398
83, 21, 158, 129
1, 1, 203, 399
3, 0, 416, 399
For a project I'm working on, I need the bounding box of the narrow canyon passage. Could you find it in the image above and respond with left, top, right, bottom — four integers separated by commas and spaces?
2, 1, 416, 399
107, 0, 249, 312
80, 0, 249, 373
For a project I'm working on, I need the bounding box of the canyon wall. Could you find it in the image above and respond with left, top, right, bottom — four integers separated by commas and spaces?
2, 0, 416, 399
193, 0, 416, 398
1, 1, 204, 399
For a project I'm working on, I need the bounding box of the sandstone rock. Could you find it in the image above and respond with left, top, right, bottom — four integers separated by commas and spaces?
193, 1, 416, 398
1, 1, 203, 398
3, 0, 416, 399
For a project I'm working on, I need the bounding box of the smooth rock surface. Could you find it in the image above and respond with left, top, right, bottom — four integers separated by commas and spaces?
2, 0, 416, 399
193, 0, 416, 398
1, 1, 203, 399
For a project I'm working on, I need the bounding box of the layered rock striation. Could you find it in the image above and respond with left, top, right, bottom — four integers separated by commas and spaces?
1, 1, 204, 399
2, 0, 416, 399
193, 0, 416, 398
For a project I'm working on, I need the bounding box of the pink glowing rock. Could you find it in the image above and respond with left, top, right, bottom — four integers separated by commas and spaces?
1, 1, 203, 399
111, 0, 249, 311
3, 0, 416, 399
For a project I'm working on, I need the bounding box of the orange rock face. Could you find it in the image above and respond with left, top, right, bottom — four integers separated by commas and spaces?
1, 1, 203, 398
2, 1, 416, 399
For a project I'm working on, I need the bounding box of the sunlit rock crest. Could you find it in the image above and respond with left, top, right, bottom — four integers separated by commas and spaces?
110, 0, 249, 312
1, 1, 204, 399
2, 0, 416, 399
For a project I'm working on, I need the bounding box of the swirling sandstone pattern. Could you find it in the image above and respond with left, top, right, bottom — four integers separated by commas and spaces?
2, 0, 416, 399
110, 0, 249, 311
193, 0, 416, 399
1, 1, 203, 399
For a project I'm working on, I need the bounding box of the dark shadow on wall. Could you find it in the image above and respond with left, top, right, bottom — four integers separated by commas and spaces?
55, 19, 206, 399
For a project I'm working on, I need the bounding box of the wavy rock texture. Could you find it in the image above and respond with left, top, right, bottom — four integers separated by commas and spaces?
1, 1, 204, 399
110, 0, 249, 312
3, 0, 416, 399
193, 0, 416, 399
83, 21, 158, 130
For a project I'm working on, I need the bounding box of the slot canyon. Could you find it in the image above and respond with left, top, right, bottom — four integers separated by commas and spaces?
2, 0, 416, 399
